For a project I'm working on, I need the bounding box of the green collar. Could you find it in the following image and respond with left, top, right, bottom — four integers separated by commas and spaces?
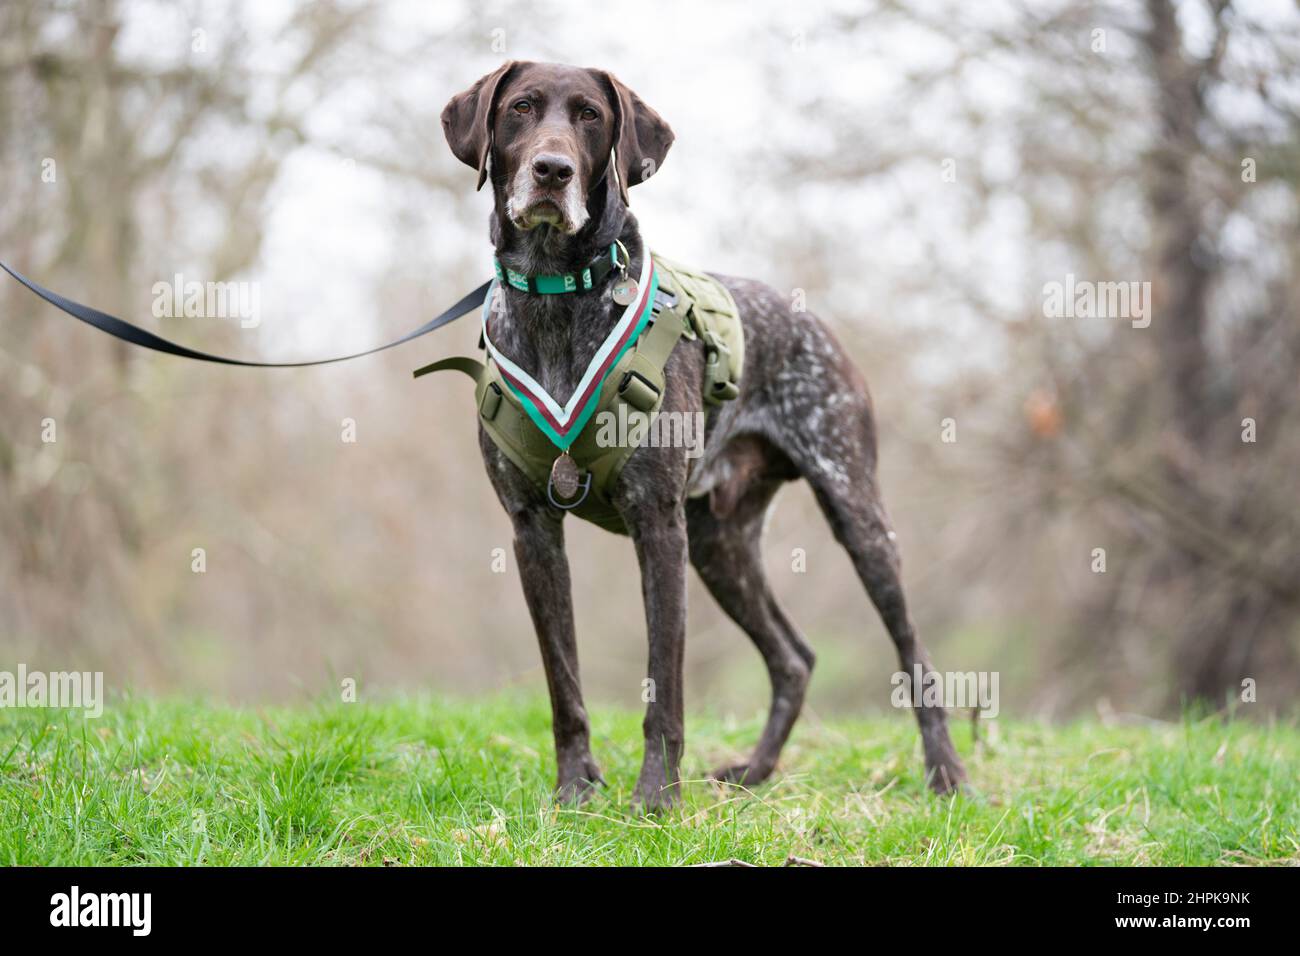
493, 243, 621, 294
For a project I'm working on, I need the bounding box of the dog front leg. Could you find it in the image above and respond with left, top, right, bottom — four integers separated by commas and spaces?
629, 506, 689, 811
511, 507, 603, 803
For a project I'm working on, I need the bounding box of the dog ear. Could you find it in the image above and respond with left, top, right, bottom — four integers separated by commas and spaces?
441, 61, 519, 191
598, 71, 674, 206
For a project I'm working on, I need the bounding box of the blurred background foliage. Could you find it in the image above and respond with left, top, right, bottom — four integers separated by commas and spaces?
1, 0, 1297, 718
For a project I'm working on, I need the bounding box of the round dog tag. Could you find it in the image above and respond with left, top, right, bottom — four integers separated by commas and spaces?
550, 453, 580, 500
611, 277, 639, 307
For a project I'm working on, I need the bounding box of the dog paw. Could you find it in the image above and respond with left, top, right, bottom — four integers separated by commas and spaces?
926, 756, 968, 796
554, 757, 605, 805
631, 777, 680, 814
555, 776, 601, 805
707, 761, 773, 788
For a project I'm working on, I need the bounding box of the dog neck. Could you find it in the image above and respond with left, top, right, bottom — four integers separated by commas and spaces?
486, 175, 647, 397
489, 171, 640, 283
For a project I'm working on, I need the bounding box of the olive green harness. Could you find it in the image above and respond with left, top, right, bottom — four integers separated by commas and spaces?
415, 252, 743, 533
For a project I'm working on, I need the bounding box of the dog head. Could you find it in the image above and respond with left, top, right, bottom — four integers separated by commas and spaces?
441, 61, 674, 235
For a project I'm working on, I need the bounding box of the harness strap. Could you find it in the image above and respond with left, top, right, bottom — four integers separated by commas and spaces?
413, 355, 486, 383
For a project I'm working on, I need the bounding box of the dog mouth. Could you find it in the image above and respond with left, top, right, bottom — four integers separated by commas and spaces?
506, 172, 589, 234
514, 197, 567, 230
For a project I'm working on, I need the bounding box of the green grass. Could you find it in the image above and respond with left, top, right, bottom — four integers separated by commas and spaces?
1, 695, 1296, 865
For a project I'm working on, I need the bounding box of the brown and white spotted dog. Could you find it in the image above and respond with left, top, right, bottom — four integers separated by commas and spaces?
442, 61, 967, 810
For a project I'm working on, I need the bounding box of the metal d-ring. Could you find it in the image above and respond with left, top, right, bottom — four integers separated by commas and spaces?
612, 238, 631, 277
547, 470, 593, 510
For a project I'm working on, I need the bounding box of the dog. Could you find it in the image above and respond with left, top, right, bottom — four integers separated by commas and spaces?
441, 61, 967, 809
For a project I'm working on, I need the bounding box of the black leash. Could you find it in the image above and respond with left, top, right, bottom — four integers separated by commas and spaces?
0, 259, 490, 368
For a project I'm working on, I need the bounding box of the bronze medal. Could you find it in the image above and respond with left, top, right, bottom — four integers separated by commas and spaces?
550, 453, 580, 500
611, 277, 639, 307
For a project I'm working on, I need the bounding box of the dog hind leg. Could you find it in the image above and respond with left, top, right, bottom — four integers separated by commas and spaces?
807, 466, 967, 795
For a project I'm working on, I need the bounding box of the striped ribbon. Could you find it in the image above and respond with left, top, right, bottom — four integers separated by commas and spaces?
481, 252, 658, 450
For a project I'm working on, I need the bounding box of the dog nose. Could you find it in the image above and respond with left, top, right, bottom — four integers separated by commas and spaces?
531, 153, 575, 188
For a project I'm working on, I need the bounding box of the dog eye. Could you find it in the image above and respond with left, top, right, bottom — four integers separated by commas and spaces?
512, 100, 532, 115
579, 107, 598, 121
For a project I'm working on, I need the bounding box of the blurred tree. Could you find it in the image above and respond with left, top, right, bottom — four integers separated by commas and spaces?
0, 0, 378, 671
1, 0, 1295, 716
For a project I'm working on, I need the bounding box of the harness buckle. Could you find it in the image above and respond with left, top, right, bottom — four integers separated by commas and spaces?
701, 331, 738, 404
618, 370, 661, 413
479, 381, 503, 421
